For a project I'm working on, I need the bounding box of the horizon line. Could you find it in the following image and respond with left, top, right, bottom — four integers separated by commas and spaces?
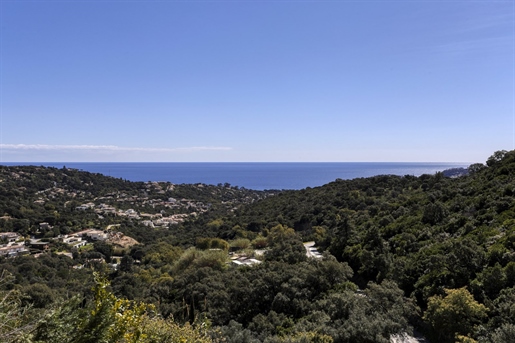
0, 161, 474, 164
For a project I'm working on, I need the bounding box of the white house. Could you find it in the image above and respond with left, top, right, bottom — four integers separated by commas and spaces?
85, 230, 108, 241
0, 232, 20, 243
0, 244, 29, 257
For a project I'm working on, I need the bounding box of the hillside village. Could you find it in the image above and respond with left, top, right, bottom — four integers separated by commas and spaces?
0, 166, 325, 273
0, 185, 210, 259
0, 166, 276, 262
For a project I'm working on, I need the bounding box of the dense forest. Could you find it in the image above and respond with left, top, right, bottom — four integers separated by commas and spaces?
1, 150, 515, 343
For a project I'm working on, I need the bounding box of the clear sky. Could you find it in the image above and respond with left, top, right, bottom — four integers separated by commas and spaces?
0, 1, 513, 163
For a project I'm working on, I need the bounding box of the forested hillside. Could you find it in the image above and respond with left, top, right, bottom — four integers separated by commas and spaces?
1, 151, 515, 343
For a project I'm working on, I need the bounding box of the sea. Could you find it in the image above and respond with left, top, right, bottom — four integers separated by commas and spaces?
1, 162, 471, 191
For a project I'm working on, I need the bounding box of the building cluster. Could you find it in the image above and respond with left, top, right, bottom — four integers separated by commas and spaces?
75, 196, 208, 227
230, 253, 263, 266
0, 227, 126, 258
59, 228, 109, 249
0, 232, 28, 257
303, 242, 323, 259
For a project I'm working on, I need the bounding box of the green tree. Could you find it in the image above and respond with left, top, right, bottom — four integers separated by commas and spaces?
422, 202, 446, 225
93, 241, 114, 263
119, 255, 134, 273
21, 283, 56, 308
424, 287, 487, 343
266, 225, 307, 264
486, 150, 508, 167
468, 163, 486, 174
487, 324, 515, 343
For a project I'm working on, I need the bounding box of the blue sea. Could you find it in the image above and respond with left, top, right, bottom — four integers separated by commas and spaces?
1, 162, 470, 190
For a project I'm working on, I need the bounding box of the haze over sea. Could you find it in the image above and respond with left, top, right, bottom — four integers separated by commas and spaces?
1, 162, 470, 190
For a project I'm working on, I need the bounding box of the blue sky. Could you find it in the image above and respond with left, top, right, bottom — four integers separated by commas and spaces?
0, 1, 513, 162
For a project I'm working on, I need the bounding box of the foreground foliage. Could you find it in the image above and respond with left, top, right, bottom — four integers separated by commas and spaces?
1, 272, 213, 343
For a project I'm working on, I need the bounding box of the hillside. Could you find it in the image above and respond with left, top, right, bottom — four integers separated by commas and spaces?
0, 165, 274, 241
1, 151, 515, 343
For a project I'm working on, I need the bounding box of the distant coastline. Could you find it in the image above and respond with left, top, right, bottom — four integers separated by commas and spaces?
0, 162, 470, 190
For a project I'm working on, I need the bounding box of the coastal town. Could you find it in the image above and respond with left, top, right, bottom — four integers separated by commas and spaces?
0, 166, 276, 262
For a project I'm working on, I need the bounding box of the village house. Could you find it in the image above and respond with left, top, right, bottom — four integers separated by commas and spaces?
39, 222, 52, 230
29, 240, 50, 251
152, 219, 168, 227
84, 229, 108, 241
95, 204, 117, 215
230, 255, 262, 266
123, 209, 140, 219
0, 232, 20, 243
72, 241, 87, 249
304, 242, 323, 259
76, 202, 95, 211
141, 220, 155, 228
60, 229, 108, 245
61, 235, 87, 248
98, 203, 115, 210
140, 213, 163, 219
0, 244, 29, 257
